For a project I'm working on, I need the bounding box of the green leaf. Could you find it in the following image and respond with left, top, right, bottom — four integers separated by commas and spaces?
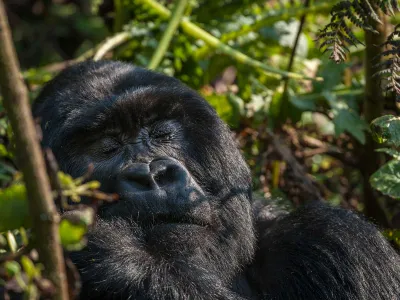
205, 93, 241, 127
0, 184, 30, 232
370, 115, 400, 146
5, 261, 21, 277
6, 231, 17, 253
376, 148, 400, 159
21, 255, 37, 280
59, 208, 94, 251
58, 172, 76, 188
289, 91, 317, 111
59, 219, 87, 251
0, 144, 10, 158
383, 229, 400, 247
370, 160, 400, 199
332, 108, 367, 144
324, 92, 368, 144
314, 59, 348, 92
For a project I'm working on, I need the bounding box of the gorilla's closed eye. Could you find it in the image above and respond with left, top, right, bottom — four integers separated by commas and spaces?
100, 137, 121, 155
150, 121, 178, 141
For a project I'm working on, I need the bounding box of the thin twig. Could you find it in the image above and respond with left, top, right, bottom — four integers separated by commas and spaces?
44, 148, 65, 213
286, 0, 310, 78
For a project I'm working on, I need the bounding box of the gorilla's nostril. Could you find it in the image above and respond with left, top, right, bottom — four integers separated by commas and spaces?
153, 171, 167, 186
153, 166, 179, 187
150, 158, 189, 188
121, 163, 156, 191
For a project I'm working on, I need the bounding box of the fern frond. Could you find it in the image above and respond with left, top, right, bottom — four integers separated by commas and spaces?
374, 24, 400, 97
377, 0, 400, 15
318, 0, 399, 63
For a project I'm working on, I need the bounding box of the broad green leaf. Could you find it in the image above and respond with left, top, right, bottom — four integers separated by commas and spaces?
370, 115, 400, 146
370, 160, 400, 199
0, 184, 30, 232
376, 148, 400, 159
324, 92, 367, 144
332, 108, 367, 144
314, 59, 348, 92
289, 90, 317, 111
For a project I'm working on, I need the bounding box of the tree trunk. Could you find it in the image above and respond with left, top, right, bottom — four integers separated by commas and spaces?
362, 9, 389, 227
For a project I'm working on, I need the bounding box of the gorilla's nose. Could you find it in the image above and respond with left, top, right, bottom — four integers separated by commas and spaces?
120, 158, 189, 192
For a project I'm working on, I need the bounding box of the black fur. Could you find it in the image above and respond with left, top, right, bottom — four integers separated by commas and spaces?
33, 61, 400, 300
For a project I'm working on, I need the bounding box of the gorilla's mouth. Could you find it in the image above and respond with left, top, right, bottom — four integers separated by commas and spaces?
99, 200, 212, 228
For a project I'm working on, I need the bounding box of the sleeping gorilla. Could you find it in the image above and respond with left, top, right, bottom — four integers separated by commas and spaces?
33, 60, 400, 300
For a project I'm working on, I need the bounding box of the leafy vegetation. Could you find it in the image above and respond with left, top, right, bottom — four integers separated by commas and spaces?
1, 0, 400, 298
318, 0, 399, 63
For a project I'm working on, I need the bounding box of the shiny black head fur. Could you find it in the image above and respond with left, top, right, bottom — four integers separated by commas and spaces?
33, 61, 255, 299
33, 61, 400, 300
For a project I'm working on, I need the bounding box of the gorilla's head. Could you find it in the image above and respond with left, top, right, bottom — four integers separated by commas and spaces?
33, 61, 255, 298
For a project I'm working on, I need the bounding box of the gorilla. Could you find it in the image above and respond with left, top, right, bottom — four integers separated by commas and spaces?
32, 60, 400, 300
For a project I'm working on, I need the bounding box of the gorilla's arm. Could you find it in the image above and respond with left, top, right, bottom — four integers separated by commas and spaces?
250, 202, 400, 300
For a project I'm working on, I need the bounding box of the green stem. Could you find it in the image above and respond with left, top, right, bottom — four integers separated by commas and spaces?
298, 88, 364, 100
148, 0, 189, 70
113, 0, 125, 32
195, 2, 335, 59
138, 0, 322, 81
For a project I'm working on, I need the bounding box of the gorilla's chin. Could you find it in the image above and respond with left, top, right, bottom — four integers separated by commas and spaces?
145, 223, 214, 254
98, 197, 217, 255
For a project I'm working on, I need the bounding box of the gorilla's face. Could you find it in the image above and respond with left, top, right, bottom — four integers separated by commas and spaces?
34, 61, 255, 295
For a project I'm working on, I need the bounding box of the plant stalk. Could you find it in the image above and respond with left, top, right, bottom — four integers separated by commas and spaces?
0, 1, 68, 298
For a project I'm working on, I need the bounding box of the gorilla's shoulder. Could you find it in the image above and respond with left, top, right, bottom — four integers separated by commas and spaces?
251, 202, 400, 299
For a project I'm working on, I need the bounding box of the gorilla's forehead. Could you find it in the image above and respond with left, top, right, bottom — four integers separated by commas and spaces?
34, 61, 226, 153
61, 85, 216, 134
